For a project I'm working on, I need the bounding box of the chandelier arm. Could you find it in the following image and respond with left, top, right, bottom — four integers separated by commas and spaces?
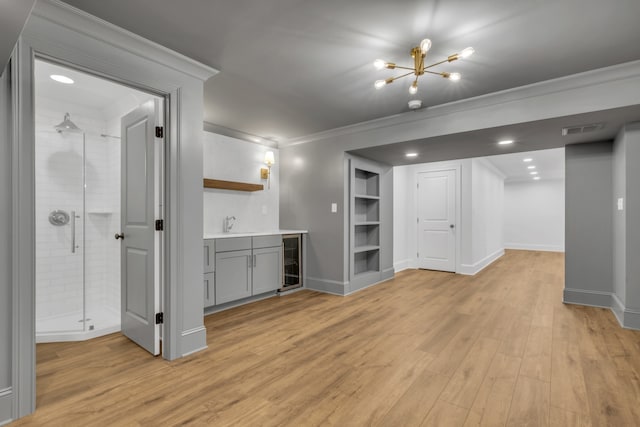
424, 70, 445, 76
392, 65, 416, 71
389, 71, 417, 81
423, 58, 453, 70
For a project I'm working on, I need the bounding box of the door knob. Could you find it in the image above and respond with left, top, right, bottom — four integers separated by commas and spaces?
450, 224, 455, 229
115, 233, 124, 240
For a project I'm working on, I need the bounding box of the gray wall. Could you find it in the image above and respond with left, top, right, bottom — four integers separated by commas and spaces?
613, 130, 627, 304
617, 124, 640, 316
625, 125, 640, 313
0, 58, 13, 420
279, 142, 394, 292
564, 142, 613, 306
280, 140, 347, 284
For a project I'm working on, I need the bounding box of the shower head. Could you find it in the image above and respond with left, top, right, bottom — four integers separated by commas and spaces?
55, 113, 81, 133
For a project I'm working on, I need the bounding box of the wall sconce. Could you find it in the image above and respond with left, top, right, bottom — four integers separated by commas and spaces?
261, 151, 275, 189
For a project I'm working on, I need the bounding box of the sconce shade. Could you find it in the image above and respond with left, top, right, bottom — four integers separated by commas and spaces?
264, 151, 275, 166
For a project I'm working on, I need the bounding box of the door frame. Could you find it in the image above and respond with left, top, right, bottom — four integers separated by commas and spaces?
414, 164, 462, 273
10, 1, 217, 420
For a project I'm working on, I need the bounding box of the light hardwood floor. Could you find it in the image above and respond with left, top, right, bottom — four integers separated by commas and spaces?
13, 250, 640, 426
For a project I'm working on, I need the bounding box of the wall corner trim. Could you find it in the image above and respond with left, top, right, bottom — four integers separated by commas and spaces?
459, 249, 504, 276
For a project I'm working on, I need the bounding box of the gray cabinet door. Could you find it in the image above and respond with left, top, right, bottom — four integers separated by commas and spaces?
204, 240, 215, 273
215, 249, 252, 304
204, 272, 215, 307
252, 246, 282, 295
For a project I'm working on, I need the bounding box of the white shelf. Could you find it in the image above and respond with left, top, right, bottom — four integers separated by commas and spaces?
355, 221, 380, 226
354, 194, 380, 200
87, 211, 113, 215
353, 245, 380, 254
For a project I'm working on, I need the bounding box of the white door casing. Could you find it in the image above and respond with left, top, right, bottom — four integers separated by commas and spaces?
417, 170, 456, 272
120, 100, 161, 355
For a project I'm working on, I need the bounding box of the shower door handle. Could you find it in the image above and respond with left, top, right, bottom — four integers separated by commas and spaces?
71, 210, 77, 253
115, 233, 124, 240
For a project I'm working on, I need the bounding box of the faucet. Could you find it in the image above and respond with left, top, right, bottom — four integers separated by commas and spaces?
224, 216, 236, 233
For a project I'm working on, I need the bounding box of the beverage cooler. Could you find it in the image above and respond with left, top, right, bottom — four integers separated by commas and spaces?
281, 234, 302, 291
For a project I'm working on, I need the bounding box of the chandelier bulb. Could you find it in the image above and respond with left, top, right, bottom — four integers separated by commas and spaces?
374, 79, 386, 89
449, 72, 461, 81
460, 47, 475, 59
374, 59, 386, 70
419, 38, 432, 54
409, 81, 418, 94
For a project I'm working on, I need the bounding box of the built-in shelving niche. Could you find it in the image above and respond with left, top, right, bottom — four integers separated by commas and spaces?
350, 165, 381, 278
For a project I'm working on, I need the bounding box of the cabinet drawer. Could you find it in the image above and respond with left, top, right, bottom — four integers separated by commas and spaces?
204, 239, 215, 273
252, 234, 282, 249
215, 237, 251, 252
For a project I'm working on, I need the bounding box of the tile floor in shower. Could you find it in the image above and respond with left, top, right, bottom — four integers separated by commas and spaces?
36, 306, 120, 343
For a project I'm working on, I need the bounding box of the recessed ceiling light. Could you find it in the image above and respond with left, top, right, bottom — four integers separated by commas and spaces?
498, 140, 514, 145
530, 171, 538, 175
406, 152, 418, 158
527, 165, 536, 169
50, 74, 74, 84
523, 158, 533, 162
533, 176, 541, 180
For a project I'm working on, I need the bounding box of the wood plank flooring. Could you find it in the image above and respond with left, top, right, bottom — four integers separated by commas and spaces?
12, 250, 640, 426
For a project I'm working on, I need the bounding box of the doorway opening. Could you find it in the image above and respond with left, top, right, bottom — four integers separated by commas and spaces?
34, 58, 164, 353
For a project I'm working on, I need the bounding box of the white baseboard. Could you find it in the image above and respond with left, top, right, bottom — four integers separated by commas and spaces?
505, 243, 565, 252
393, 259, 411, 273
459, 249, 504, 276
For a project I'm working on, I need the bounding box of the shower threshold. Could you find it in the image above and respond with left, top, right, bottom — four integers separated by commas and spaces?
36, 307, 120, 343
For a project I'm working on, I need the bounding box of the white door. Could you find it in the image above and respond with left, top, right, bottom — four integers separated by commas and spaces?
119, 100, 161, 355
417, 170, 456, 272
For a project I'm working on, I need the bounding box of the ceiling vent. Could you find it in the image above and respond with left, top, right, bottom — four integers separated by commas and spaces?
562, 123, 604, 136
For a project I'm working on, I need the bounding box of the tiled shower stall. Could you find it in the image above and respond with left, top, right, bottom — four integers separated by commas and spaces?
35, 97, 122, 342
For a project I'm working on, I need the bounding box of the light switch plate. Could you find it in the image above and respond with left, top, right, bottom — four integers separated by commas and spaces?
262, 205, 268, 215
617, 198, 624, 211
331, 203, 337, 213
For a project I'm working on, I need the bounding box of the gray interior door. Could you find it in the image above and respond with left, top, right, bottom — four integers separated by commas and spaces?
120, 101, 160, 355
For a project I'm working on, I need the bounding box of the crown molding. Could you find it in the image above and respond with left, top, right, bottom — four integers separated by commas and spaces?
203, 121, 278, 148
281, 60, 640, 148
31, 0, 218, 82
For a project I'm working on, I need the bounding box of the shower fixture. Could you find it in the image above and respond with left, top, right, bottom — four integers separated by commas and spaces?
55, 112, 81, 132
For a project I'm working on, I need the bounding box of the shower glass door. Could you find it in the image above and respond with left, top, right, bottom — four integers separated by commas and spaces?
35, 126, 86, 334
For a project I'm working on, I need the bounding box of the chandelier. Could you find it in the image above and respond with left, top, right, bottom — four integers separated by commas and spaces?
374, 39, 474, 95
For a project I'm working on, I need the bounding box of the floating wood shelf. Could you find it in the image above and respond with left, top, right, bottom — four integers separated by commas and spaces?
203, 178, 264, 192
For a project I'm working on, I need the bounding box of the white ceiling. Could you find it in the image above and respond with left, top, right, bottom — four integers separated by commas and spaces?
486, 148, 565, 182
60, 0, 640, 141
35, 60, 141, 110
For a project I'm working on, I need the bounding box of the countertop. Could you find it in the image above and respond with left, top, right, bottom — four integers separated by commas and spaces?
204, 229, 308, 239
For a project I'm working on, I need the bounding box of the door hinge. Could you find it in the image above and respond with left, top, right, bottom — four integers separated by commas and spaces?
417, 252, 419, 258
155, 126, 164, 138
155, 312, 164, 324
155, 219, 164, 231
